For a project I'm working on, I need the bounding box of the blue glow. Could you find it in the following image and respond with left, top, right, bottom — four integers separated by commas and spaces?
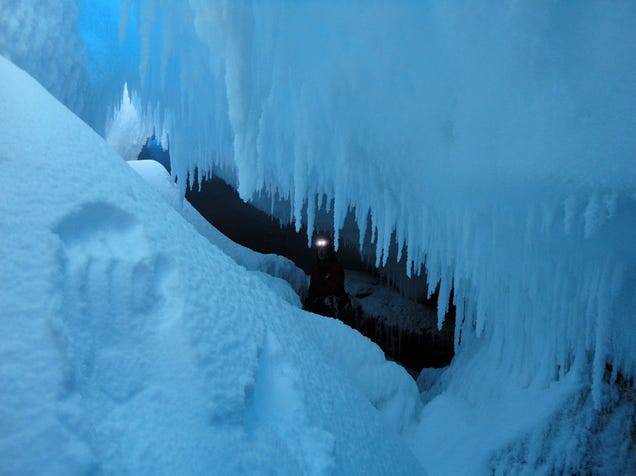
79, 0, 140, 86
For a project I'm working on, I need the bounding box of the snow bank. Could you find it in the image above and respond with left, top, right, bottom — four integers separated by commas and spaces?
0, 56, 425, 475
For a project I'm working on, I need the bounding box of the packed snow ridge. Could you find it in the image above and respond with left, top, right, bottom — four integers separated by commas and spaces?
1, 1, 635, 474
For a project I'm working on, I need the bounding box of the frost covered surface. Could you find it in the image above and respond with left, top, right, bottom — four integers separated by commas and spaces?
128, 159, 308, 301
0, 57, 426, 475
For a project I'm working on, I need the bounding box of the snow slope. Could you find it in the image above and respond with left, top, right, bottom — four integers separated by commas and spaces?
0, 56, 425, 475
128, 159, 308, 304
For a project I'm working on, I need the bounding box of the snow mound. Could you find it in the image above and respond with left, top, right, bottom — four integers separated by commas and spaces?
0, 56, 424, 475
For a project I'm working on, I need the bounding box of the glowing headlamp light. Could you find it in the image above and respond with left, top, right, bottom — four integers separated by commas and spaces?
315, 238, 329, 248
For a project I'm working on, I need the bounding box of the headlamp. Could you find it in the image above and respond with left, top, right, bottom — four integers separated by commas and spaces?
315, 238, 329, 248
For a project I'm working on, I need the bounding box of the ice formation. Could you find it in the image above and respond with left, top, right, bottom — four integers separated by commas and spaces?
1, 0, 635, 473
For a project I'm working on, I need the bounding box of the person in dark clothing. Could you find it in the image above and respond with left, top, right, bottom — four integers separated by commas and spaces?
304, 236, 349, 318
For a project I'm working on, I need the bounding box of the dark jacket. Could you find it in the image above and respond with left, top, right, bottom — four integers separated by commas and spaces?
308, 254, 346, 300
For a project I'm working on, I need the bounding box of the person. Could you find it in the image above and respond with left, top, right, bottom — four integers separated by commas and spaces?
304, 236, 349, 318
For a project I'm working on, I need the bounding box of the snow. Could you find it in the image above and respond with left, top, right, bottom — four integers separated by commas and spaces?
0, 56, 425, 475
128, 159, 308, 302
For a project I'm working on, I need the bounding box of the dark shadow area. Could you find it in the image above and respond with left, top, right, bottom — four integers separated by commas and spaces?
341, 301, 455, 372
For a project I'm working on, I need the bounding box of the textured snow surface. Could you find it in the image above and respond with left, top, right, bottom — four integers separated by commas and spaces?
128, 158, 308, 303
0, 57, 425, 475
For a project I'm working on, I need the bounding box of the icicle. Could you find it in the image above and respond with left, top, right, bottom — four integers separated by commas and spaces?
333, 188, 346, 252
293, 188, 305, 233
374, 214, 385, 268
306, 193, 316, 247
426, 250, 441, 300
453, 283, 465, 350
357, 208, 369, 254
592, 265, 611, 409
395, 224, 405, 263
437, 273, 452, 331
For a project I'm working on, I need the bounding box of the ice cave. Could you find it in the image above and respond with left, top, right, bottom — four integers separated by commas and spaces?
0, 1, 635, 475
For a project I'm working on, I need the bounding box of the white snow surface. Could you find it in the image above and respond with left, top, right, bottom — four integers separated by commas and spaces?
0, 57, 426, 475
128, 158, 308, 304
